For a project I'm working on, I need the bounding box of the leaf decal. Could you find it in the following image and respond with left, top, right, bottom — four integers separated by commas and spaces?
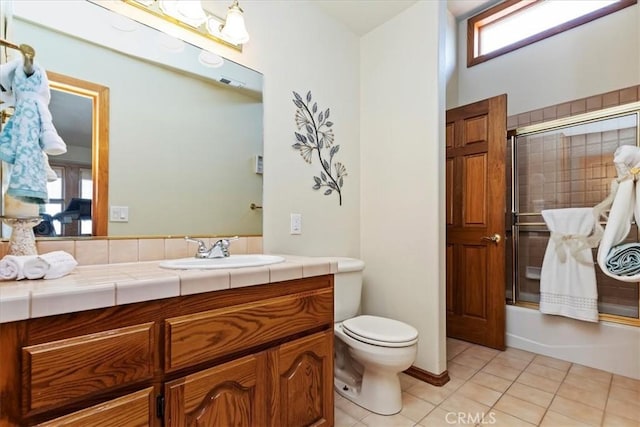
295, 132, 307, 143
292, 89, 346, 206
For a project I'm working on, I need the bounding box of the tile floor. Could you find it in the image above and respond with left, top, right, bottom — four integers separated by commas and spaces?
334, 338, 640, 427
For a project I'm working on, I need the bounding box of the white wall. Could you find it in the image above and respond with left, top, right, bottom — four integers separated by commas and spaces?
451, 3, 640, 115
226, 1, 362, 257
360, 1, 447, 375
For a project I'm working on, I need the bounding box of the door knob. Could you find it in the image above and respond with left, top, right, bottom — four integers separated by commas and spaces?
481, 233, 501, 243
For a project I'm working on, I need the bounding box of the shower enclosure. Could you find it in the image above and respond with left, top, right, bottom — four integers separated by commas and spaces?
507, 101, 640, 323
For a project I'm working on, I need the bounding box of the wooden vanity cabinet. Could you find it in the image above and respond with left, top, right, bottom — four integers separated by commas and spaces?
0, 275, 334, 427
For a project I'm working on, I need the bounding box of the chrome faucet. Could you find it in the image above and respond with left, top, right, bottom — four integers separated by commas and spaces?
185, 236, 238, 258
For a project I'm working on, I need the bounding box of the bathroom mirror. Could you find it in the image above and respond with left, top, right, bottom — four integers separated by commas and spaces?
4, 0, 263, 238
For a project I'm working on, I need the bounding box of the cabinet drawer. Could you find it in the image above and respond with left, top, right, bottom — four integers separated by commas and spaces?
166, 287, 333, 371
36, 387, 155, 427
23, 323, 155, 413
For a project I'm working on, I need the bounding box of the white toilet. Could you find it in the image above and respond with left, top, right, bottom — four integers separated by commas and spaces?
333, 258, 418, 415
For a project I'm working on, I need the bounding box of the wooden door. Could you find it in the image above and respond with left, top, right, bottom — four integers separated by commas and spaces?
271, 331, 333, 427
446, 94, 507, 350
164, 353, 267, 427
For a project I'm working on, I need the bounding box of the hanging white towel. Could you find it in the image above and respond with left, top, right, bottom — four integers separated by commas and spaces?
540, 208, 600, 322
596, 145, 640, 282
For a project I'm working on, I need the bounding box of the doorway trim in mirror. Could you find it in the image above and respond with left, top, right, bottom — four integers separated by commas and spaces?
47, 71, 109, 236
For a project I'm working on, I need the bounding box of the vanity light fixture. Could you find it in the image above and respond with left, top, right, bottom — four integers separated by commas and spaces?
125, 0, 250, 51
218, 0, 250, 44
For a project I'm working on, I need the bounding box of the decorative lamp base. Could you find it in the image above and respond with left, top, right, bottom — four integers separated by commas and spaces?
1, 216, 42, 256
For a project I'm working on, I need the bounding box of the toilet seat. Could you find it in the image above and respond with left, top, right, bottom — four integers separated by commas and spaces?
342, 315, 418, 348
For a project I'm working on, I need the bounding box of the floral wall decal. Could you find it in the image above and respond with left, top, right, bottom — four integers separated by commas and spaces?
292, 90, 346, 206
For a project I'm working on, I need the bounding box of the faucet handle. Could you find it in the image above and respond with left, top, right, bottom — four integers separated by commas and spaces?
184, 236, 208, 255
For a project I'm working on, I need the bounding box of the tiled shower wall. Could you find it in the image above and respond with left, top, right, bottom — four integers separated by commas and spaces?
508, 84, 640, 318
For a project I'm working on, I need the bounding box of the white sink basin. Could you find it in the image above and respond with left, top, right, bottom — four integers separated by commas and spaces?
159, 254, 285, 270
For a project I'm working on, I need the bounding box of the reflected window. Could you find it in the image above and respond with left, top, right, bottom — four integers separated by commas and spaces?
44, 166, 64, 236
79, 168, 92, 235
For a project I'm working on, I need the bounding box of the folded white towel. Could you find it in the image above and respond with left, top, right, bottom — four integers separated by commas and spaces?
0, 255, 40, 280
0, 251, 77, 281
37, 251, 78, 279
23, 257, 49, 280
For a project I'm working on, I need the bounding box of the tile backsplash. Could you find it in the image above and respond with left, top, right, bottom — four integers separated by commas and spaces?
0, 236, 263, 266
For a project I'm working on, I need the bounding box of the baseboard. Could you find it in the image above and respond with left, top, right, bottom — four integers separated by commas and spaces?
404, 365, 450, 387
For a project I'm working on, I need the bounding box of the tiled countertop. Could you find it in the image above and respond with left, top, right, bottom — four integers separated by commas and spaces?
0, 255, 337, 323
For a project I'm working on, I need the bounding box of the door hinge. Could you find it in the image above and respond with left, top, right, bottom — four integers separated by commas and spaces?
156, 395, 165, 419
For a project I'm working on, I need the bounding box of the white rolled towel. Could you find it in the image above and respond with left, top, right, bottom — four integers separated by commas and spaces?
23, 257, 50, 280
0, 251, 77, 280
0, 255, 42, 280
35, 251, 78, 279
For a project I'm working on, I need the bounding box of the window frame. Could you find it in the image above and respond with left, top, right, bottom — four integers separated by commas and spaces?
467, 0, 637, 67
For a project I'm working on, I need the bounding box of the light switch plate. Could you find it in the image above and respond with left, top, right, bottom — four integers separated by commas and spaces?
290, 213, 302, 235
110, 206, 129, 222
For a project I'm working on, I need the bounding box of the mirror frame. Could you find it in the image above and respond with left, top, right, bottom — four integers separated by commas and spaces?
47, 71, 109, 236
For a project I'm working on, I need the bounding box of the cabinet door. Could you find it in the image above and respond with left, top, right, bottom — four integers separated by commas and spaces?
165, 353, 267, 427
36, 387, 155, 427
275, 331, 333, 427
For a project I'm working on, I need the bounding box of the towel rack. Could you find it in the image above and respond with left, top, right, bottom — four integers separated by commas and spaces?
0, 38, 36, 75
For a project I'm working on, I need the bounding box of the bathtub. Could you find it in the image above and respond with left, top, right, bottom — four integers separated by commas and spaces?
506, 305, 640, 379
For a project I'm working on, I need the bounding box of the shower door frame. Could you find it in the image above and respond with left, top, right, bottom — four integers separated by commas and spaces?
509, 101, 640, 326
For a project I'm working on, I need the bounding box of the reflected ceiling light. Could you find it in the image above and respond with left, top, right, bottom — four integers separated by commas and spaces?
198, 50, 224, 68
157, 32, 186, 53
125, 0, 250, 51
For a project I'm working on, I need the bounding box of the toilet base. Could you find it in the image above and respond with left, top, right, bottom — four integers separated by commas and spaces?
334, 370, 403, 416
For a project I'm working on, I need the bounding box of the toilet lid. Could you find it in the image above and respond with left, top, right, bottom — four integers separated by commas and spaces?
342, 315, 418, 347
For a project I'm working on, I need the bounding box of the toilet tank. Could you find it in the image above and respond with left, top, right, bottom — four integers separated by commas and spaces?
333, 257, 365, 323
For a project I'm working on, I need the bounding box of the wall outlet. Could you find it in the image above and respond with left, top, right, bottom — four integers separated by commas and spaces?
110, 206, 129, 222
290, 213, 302, 235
